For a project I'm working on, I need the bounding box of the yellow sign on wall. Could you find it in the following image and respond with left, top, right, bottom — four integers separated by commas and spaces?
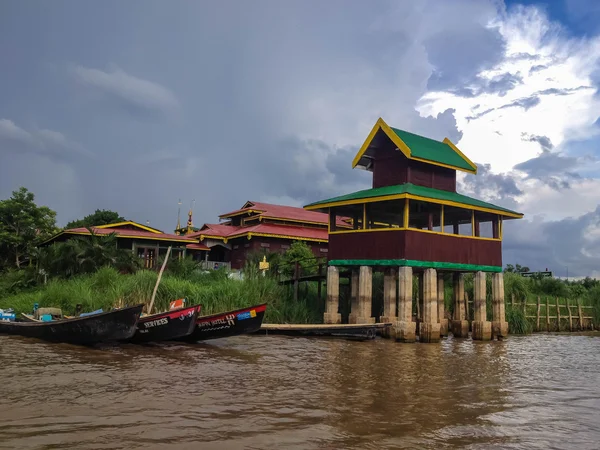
259, 255, 270, 270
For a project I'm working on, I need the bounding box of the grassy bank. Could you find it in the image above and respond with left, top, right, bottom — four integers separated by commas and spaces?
0, 266, 322, 324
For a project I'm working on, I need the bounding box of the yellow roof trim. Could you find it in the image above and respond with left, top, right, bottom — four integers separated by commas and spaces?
45, 230, 195, 244
351, 117, 477, 174
304, 193, 523, 219
443, 138, 478, 173
95, 221, 163, 234
226, 230, 328, 243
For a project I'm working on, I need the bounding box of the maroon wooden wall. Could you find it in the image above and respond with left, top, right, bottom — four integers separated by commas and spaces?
328, 230, 501, 268
372, 151, 456, 192
228, 236, 328, 269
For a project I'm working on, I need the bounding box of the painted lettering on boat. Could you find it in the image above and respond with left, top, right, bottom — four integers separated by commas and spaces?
143, 317, 169, 328
197, 313, 236, 329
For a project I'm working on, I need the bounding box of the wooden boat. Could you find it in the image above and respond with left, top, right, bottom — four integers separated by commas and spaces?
181, 303, 267, 342
0, 304, 144, 345
127, 304, 202, 344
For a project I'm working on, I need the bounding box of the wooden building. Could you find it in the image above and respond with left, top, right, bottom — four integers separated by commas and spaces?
177, 201, 351, 270
40, 221, 208, 269
304, 117, 524, 342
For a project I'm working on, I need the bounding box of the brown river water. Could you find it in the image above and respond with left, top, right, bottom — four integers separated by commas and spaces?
1, 333, 599, 450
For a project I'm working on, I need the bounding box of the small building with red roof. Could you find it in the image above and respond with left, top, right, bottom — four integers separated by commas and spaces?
176, 201, 351, 270
40, 221, 209, 269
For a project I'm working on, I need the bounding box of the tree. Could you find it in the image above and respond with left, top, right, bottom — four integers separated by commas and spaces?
280, 241, 318, 277
504, 263, 530, 273
65, 209, 125, 229
0, 187, 58, 269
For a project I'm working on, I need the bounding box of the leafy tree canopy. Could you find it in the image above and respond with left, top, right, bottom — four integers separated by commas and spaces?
504, 263, 530, 273
65, 209, 125, 229
280, 241, 318, 277
0, 187, 58, 269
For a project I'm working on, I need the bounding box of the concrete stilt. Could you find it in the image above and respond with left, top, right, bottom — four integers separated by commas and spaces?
451, 273, 469, 337
380, 268, 397, 337
419, 268, 441, 343
492, 272, 509, 340
348, 269, 360, 324
351, 266, 374, 324
393, 266, 416, 342
472, 271, 492, 340
323, 265, 341, 324
438, 274, 448, 337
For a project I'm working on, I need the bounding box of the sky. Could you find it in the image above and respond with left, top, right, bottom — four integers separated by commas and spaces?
2, 0, 600, 277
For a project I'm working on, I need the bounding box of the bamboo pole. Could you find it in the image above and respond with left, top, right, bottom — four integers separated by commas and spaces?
546, 297, 550, 332
511, 293, 515, 308
577, 298, 584, 330
148, 245, 172, 315
536, 296, 541, 332
567, 298, 573, 332
523, 296, 527, 316
555, 297, 561, 331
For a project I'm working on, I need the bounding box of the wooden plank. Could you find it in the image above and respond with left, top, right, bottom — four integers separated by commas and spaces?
546, 297, 550, 332
577, 298, 584, 330
555, 297, 561, 331
567, 298, 573, 331
536, 296, 541, 332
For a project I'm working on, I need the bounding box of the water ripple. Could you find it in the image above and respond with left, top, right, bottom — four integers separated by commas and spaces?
0, 333, 599, 449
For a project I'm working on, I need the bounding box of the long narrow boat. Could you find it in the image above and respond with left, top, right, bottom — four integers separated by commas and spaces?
0, 304, 144, 345
181, 303, 267, 342
128, 304, 202, 344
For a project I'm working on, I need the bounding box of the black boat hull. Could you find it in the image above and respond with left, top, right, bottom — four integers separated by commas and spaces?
182, 303, 267, 342
128, 304, 201, 344
0, 304, 144, 345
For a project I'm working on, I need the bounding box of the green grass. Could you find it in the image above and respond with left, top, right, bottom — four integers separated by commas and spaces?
0, 267, 318, 324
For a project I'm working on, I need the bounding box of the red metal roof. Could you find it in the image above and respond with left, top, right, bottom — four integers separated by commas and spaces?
192, 222, 328, 242
63, 226, 197, 242
218, 201, 349, 227
231, 223, 329, 241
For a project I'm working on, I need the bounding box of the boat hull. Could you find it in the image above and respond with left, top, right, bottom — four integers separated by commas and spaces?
128, 304, 201, 344
183, 303, 267, 342
0, 304, 144, 345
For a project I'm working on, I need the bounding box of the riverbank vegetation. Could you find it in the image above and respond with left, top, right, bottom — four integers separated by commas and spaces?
1, 186, 599, 333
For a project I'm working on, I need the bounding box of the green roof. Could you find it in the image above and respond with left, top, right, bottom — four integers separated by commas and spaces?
304, 183, 523, 217
390, 127, 475, 172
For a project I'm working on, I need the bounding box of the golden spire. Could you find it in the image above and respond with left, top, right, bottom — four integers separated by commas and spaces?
176, 199, 182, 232
186, 199, 195, 234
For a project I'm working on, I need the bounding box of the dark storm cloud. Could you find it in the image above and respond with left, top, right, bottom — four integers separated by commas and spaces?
499, 95, 541, 111
503, 206, 600, 277
513, 150, 588, 190
425, 25, 506, 92
521, 133, 554, 151
460, 163, 523, 209
529, 64, 547, 74
450, 72, 523, 98
0, 119, 92, 162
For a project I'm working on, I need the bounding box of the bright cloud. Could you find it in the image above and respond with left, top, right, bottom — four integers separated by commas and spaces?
417, 6, 600, 174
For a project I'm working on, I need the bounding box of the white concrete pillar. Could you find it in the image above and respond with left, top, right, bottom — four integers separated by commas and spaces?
324, 265, 341, 324
472, 271, 492, 340
419, 268, 441, 343
393, 266, 416, 342
451, 273, 469, 338
492, 272, 508, 339
438, 274, 448, 337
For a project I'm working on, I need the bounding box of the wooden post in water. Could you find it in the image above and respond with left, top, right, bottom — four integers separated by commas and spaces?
546, 297, 550, 332
577, 298, 584, 330
148, 245, 172, 315
535, 295, 541, 331
567, 298, 573, 332
555, 297, 561, 331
